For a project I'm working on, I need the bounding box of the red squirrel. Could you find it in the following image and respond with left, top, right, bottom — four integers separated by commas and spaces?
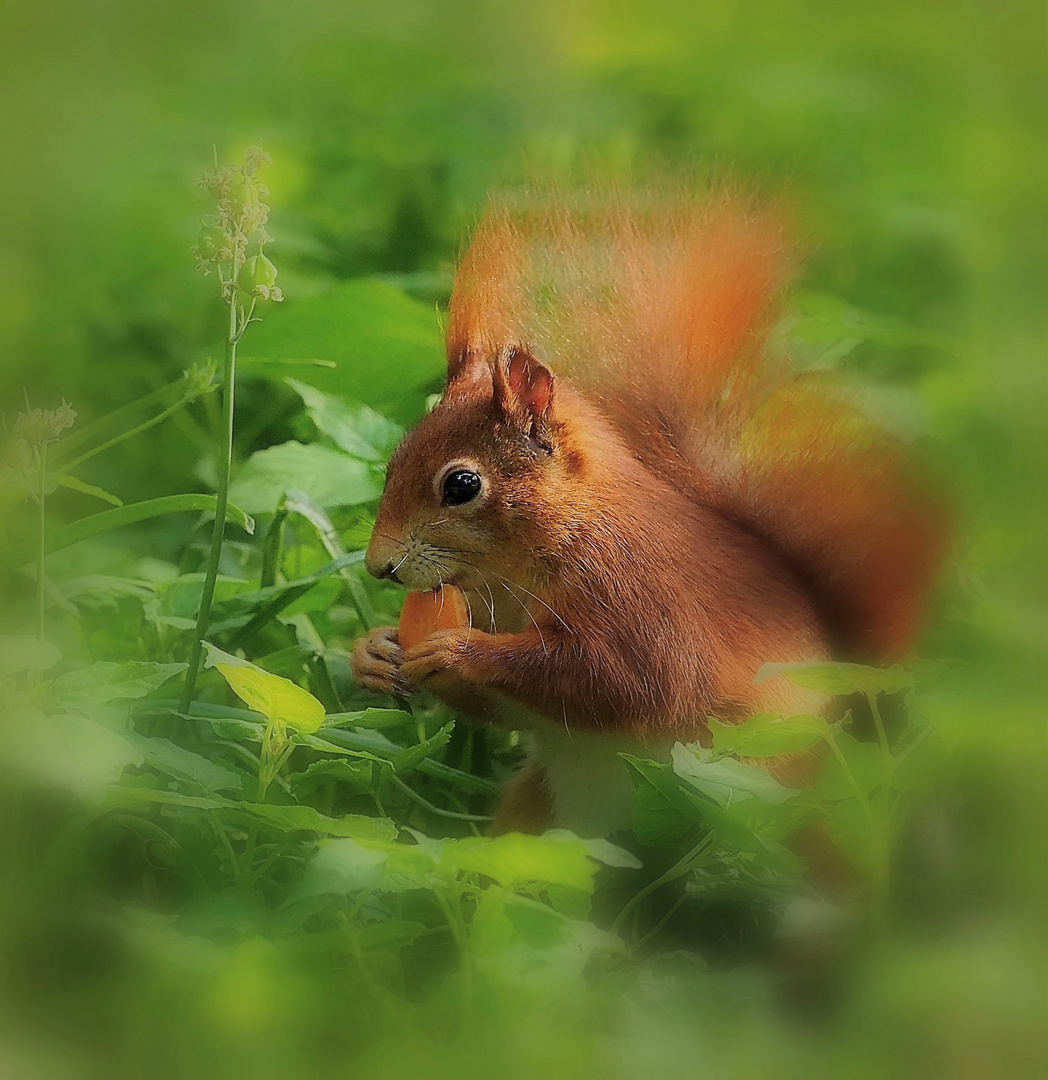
351, 192, 945, 837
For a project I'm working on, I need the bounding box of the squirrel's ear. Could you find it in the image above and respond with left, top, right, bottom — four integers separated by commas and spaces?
493, 346, 556, 450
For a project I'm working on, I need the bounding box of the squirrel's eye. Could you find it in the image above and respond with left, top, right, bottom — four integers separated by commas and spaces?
441, 469, 482, 506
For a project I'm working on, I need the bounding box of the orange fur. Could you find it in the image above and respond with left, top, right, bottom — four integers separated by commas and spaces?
357, 188, 948, 831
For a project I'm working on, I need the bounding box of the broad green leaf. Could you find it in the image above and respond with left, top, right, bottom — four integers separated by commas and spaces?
134, 736, 245, 795
108, 787, 395, 840
240, 279, 445, 423
33, 495, 254, 564
709, 713, 831, 757
286, 379, 404, 461
0, 709, 142, 804
755, 661, 913, 697
440, 833, 598, 894
671, 743, 799, 806
621, 754, 700, 846
203, 643, 325, 733
227, 441, 380, 514
49, 661, 188, 709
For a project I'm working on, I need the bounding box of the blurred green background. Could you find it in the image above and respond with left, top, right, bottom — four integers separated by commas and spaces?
0, 1, 1044, 1077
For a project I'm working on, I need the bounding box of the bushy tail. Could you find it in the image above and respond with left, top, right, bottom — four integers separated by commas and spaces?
446, 189, 948, 660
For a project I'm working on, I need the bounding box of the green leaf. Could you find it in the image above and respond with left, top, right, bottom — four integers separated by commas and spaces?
133, 736, 244, 795
0, 636, 62, 676
810, 733, 889, 803
287, 758, 376, 796
312, 726, 499, 794
38, 495, 254, 562
202, 643, 325, 733
233, 804, 396, 840
440, 833, 598, 893
621, 754, 698, 846
321, 708, 414, 730
0, 710, 142, 804
286, 379, 404, 461
543, 830, 643, 869
671, 743, 799, 806
55, 473, 123, 506
755, 661, 913, 697
709, 713, 831, 758
49, 661, 188, 709
240, 279, 445, 423
227, 442, 381, 514
296, 837, 435, 898
391, 721, 454, 773
108, 787, 396, 840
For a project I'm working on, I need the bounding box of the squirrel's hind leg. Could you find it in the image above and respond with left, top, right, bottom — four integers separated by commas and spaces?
490, 759, 554, 836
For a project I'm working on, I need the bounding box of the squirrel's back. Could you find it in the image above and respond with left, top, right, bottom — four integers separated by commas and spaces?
445, 188, 947, 662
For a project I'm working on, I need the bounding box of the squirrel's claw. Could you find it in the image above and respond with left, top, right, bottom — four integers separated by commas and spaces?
352, 626, 410, 697
400, 628, 479, 689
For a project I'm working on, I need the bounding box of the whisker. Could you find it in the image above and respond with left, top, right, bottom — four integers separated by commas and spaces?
500, 581, 547, 657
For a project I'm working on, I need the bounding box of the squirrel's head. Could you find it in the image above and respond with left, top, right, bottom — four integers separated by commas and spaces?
365, 345, 573, 593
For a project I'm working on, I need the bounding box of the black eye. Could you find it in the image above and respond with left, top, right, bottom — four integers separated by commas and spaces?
441, 469, 482, 506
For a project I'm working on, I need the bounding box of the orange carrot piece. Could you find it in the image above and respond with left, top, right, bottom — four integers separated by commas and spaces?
398, 585, 469, 651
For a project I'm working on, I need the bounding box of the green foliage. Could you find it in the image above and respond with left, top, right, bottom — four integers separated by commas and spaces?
0, 1, 1043, 1075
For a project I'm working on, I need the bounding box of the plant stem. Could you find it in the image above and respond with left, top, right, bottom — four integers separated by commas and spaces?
610, 837, 711, 937
63, 392, 200, 472
867, 691, 892, 766
37, 442, 46, 640
179, 299, 238, 713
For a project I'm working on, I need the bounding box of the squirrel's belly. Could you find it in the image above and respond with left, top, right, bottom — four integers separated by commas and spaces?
529, 728, 674, 838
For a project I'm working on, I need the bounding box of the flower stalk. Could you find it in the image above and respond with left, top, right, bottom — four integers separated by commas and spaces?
179, 147, 282, 713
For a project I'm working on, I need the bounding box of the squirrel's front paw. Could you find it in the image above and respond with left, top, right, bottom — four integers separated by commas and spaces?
401, 629, 487, 690
351, 626, 408, 697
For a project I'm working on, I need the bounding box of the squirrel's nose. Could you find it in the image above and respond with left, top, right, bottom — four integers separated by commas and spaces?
372, 560, 402, 584
364, 537, 402, 582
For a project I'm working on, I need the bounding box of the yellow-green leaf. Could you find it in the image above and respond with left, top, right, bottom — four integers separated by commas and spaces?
202, 642, 325, 733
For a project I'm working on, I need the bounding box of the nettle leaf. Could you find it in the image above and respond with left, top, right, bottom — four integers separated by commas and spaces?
709, 713, 830, 758
755, 661, 912, 697
229, 803, 396, 841
286, 378, 404, 461
391, 721, 454, 773
0, 709, 143, 804
296, 837, 435, 899
133, 736, 244, 795
440, 832, 598, 894
542, 829, 643, 869
227, 441, 381, 514
49, 661, 187, 710
203, 643, 324, 733
287, 758, 377, 796
621, 754, 698, 847
671, 743, 799, 806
